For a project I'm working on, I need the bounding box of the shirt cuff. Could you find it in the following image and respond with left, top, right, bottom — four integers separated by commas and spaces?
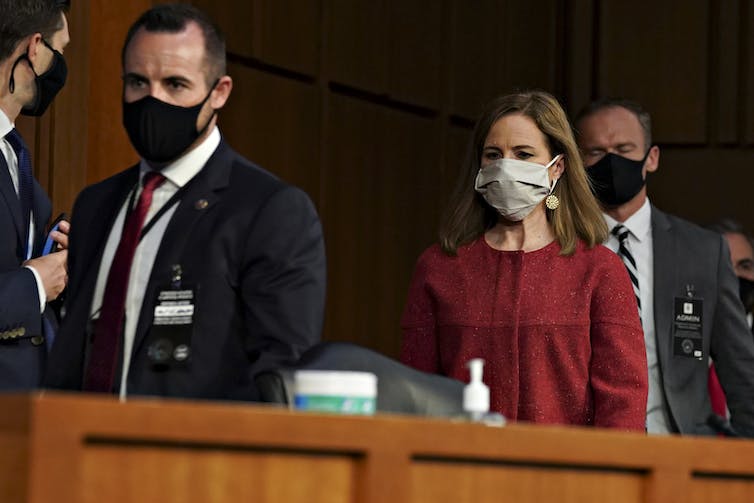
23, 265, 47, 313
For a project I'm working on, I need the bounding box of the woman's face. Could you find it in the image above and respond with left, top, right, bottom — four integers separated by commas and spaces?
481, 113, 553, 168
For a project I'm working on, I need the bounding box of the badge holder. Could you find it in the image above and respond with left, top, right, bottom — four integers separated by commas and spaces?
146, 265, 196, 370
672, 284, 704, 360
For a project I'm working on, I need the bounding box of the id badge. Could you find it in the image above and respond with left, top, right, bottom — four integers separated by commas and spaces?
147, 265, 195, 369
672, 296, 703, 360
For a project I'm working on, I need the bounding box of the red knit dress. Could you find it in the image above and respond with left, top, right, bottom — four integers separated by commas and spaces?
401, 237, 648, 431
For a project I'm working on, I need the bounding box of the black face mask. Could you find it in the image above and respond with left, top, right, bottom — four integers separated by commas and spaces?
9, 40, 68, 117
122, 84, 217, 164
585, 150, 650, 207
739, 277, 754, 313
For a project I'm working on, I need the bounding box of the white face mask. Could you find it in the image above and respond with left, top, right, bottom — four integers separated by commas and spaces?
474, 155, 561, 221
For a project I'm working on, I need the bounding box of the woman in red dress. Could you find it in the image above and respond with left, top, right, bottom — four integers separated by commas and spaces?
401, 91, 648, 430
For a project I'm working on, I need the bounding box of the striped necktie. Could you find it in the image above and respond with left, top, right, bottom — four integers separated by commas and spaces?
612, 224, 641, 316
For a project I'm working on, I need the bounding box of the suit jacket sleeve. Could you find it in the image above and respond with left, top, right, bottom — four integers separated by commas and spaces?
709, 235, 754, 437
0, 267, 42, 333
240, 185, 326, 382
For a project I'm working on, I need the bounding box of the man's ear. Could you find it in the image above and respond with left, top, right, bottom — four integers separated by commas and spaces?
209, 75, 233, 109
25, 33, 44, 70
645, 145, 660, 174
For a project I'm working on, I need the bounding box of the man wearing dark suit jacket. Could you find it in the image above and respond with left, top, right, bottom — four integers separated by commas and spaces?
45, 4, 326, 400
575, 99, 754, 436
0, 0, 70, 390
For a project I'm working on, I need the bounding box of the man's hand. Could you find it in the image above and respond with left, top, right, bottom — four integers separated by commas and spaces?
49, 219, 70, 250
25, 250, 68, 301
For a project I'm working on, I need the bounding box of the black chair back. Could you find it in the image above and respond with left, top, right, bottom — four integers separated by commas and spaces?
256, 342, 465, 417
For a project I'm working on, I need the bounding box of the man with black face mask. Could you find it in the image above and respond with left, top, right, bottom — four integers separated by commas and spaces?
705, 218, 754, 419
45, 4, 326, 401
707, 219, 754, 325
0, 0, 70, 390
575, 99, 754, 437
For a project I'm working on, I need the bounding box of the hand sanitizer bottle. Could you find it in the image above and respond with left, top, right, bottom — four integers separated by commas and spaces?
463, 358, 490, 422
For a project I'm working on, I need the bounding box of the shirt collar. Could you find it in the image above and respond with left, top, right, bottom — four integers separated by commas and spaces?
0, 109, 13, 139
603, 197, 652, 242
139, 126, 221, 187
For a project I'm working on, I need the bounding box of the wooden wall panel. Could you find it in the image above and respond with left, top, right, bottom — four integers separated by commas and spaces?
714, 0, 740, 144
190, 0, 255, 58
47, 0, 90, 216
253, 0, 321, 76
325, 0, 387, 93
443, 125, 473, 206
449, 0, 507, 119
219, 63, 321, 205
387, 1, 444, 108
597, 0, 709, 144
321, 94, 440, 354
450, 0, 562, 120
564, 0, 595, 114
744, 2, 754, 144
646, 148, 754, 230
85, 1, 154, 186
194, 0, 320, 76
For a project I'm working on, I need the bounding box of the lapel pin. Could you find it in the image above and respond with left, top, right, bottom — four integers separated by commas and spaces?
195, 199, 209, 210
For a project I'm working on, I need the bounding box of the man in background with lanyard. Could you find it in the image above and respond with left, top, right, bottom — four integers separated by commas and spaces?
0, 0, 70, 389
575, 99, 754, 437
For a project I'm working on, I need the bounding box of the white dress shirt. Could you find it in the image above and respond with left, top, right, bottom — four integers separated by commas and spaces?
90, 126, 221, 399
0, 109, 45, 312
604, 198, 671, 434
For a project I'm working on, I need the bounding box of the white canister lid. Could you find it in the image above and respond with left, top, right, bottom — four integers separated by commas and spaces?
294, 370, 377, 398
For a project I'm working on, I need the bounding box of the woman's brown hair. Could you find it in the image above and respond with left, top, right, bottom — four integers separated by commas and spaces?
439, 90, 607, 255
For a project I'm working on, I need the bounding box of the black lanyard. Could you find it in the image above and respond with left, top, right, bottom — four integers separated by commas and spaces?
124, 176, 196, 243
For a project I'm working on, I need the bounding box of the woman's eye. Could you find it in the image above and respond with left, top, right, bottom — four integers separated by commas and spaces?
484, 151, 501, 160
517, 151, 533, 160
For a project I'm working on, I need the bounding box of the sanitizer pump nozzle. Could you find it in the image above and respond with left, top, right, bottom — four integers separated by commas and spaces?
463, 358, 490, 421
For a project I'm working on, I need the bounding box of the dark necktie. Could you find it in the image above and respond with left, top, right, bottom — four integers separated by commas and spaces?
5, 128, 34, 259
612, 224, 641, 316
83, 172, 166, 392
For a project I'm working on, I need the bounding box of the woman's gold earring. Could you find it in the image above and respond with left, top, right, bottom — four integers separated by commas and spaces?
545, 194, 560, 210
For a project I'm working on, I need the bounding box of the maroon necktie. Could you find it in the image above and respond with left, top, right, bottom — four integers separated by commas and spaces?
83, 172, 166, 392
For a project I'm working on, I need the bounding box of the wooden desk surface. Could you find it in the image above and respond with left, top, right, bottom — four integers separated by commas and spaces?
0, 393, 752, 503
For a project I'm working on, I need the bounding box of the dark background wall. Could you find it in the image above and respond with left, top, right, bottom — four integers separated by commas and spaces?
19, 0, 754, 358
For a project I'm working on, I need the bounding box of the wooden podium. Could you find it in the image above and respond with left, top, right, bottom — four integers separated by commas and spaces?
1, 393, 753, 502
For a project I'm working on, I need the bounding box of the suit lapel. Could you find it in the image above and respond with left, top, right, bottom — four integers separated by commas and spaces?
73, 168, 140, 298
131, 143, 232, 354
0, 152, 25, 256
651, 206, 677, 371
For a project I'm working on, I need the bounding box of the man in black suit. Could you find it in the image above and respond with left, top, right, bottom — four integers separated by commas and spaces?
45, 4, 326, 400
0, 0, 70, 389
575, 99, 754, 436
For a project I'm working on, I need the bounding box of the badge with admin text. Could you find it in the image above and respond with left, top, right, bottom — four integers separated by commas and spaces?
147, 265, 195, 369
672, 296, 703, 360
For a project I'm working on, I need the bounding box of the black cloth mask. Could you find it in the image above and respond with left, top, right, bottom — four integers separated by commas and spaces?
586, 150, 651, 207
122, 83, 217, 164
9, 40, 68, 117
739, 276, 754, 313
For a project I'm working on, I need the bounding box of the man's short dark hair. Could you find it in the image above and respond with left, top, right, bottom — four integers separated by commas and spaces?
708, 218, 754, 242
0, 0, 70, 62
575, 98, 653, 152
122, 3, 226, 87
708, 218, 754, 262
